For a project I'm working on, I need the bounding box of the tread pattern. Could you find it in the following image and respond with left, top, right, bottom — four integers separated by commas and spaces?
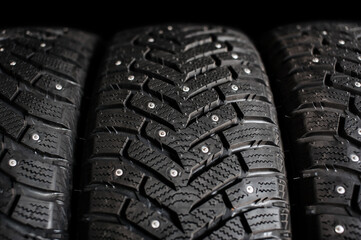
264, 22, 361, 240
0, 28, 97, 239
80, 25, 290, 239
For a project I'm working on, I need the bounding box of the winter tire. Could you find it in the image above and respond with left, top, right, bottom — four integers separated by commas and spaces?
0, 28, 98, 239
80, 25, 291, 240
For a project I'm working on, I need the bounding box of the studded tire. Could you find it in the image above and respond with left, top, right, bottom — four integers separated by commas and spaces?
264, 23, 361, 239
0, 28, 98, 239
79, 25, 291, 240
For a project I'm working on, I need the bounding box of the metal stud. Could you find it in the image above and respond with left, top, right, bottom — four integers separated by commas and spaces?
159, 130, 167, 137
8, 159, 17, 167
215, 43, 222, 49
231, 53, 239, 59
336, 186, 345, 195
358, 56, 361, 61
128, 75, 135, 81
158, 30, 164, 34
167, 26, 173, 31
148, 38, 155, 43
151, 220, 160, 229
182, 86, 190, 92
355, 82, 361, 88
335, 225, 345, 234
55, 84, 63, 91
338, 40, 345, 45
211, 115, 219, 122
350, 154, 359, 162
201, 146, 209, 154
115, 60, 121, 66
244, 68, 251, 74
246, 185, 254, 193
358, 128, 361, 135
115, 169, 123, 176
40, 43, 46, 48
148, 102, 156, 109
32, 133, 40, 141
231, 85, 238, 91
10, 61, 16, 66
0, 48, 4, 52
312, 57, 319, 63
170, 169, 178, 177
322, 30, 328, 35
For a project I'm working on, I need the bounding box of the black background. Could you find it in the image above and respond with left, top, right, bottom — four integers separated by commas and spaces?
1, 2, 360, 42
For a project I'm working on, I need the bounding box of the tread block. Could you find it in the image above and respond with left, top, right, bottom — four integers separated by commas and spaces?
223, 123, 280, 151
0, 55, 40, 84
14, 90, 76, 129
134, 60, 183, 83
88, 222, 142, 240
236, 101, 277, 123
301, 141, 361, 171
0, 101, 26, 139
314, 214, 361, 240
89, 133, 128, 157
180, 57, 216, 78
31, 52, 85, 83
185, 67, 232, 97
226, 176, 287, 210
180, 194, 227, 236
1, 148, 69, 191
129, 93, 183, 128
89, 158, 144, 190
291, 110, 340, 138
338, 60, 361, 79
99, 72, 148, 91
292, 87, 350, 110
95, 109, 145, 134
127, 140, 183, 181
12, 196, 65, 230
35, 74, 83, 105
219, 80, 272, 103
189, 155, 242, 198
241, 146, 285, 173
330, 74, 361, 95
0, 73, 19, 100
97, 89, 131, 109
245, 207, 289, 234
204, 217, 245, 240
21, 124, 73, 159
125, 199, 182, 239
301, 172, 355, 207
344, 114, 361, 142
88, 190, 126, 215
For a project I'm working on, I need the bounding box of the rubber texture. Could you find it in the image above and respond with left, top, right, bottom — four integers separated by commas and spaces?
264, 23, 361, 240
0, 28, 98, 239
79, 25, 291, 240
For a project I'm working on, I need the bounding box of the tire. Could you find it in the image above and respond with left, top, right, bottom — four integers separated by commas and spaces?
263, 23, 361, 239
79, 25, 291, 239
0, 28, 98, 239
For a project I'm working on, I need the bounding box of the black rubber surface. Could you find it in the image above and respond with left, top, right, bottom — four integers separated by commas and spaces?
264, 23, 361, 239
79, 25, 291, 239
0, 28, 97, 239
